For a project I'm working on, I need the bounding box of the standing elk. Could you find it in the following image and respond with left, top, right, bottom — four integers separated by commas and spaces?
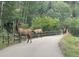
15, 20, 34, 43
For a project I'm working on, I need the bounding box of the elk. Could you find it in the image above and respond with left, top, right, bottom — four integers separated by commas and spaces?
15, 20, 34, 43
33, 29, 43, 33
33, 29, 43, 37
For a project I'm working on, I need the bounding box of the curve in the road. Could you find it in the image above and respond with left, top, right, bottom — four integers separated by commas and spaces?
0, 35, 64, 57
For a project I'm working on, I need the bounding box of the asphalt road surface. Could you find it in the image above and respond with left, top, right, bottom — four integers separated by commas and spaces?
0, 35, 64, 57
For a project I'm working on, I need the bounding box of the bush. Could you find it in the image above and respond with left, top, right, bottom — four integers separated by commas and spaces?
69, 18, 79, 36
19, 23, 29, 29
31, 16, 60, 33
63, 18, 79, 36
59, 34, 79, 56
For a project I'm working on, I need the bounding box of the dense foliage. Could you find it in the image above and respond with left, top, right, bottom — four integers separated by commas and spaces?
0, 1, 79, 35
31, 16, 60, 32
63, 18, 79, 36
59, 34, 79, 56
46, 2, 71, 20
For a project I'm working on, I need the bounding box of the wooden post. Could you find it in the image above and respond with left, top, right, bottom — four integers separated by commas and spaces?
18, 33, 21, 43
14, 34, 15, 43
2, 35, 4, 44
7, 33, 9, 46
13, 21, 15, 43
2, 35, 5, 48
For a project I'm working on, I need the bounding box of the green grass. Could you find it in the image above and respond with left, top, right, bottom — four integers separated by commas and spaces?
0, 31, 19, 50
0, 31, 26, 50
59, 34, 79, 57
0, 35, 14, 49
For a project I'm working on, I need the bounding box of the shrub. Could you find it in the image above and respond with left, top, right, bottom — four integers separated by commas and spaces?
63, 18, 79, 36
69, 18, 79, 36
19, 23, 29, 29
31, 16, 60, 33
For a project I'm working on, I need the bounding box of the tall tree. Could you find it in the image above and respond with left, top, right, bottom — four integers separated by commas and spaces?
47, 1, 71, 20
70, 1, 76, 18
2, 1, 16, 23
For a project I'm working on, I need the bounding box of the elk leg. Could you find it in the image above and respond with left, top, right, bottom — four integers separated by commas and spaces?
27, 36, 32, 43
27, 38, 29, 43
29, 34, 32, 43
24, 35, 27, 41
26, 34, 30, 43
30, 39, 32, 43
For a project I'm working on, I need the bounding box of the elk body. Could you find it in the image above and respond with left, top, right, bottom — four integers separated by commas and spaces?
18, 28, 34, 43
33, 29, 43, 37
15, 20, 34, 43
33, 29, 43, 33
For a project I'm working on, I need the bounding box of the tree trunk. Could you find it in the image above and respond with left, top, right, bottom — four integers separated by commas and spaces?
71, 1, 76, 18
27, 15, 32, 27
